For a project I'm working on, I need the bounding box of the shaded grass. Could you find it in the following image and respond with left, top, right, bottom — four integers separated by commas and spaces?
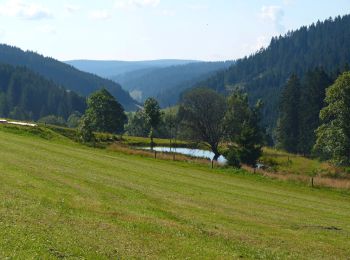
45, 124, 190, 148
262, 147, 345, 178
0, 126, 350, 258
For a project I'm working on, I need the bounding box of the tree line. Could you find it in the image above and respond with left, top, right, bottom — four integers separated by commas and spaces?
195, 14, 350, 129
0, 64, 86, 121
42, 67, 349, 169
277, 70, 350, 166
78, 87, 265, 168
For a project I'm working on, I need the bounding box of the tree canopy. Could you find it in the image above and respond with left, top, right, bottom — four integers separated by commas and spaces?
276, 69, 334, 155
276, 74, 301, 153
195, 15, 350, 128
84, 89, 127, 134
179, 88, 227, 160
314, 72, 350, 166
143, 98, 162, 147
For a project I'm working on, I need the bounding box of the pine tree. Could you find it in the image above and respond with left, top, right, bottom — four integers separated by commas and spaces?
298, 69, 332, 155
277, 74, 301, 153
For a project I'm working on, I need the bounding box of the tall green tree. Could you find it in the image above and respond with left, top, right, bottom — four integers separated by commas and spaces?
178, 88, 227, 160
143, 98, 162, 147
224, 92, 263, 166
314, 72, 350, 166
84, 89, 127, 134
277, 74, 301, 153
298, 68, 332, 155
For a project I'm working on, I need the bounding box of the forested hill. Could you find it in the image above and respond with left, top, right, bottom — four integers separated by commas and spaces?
0, 44, 137, 111
113, 61, 234, 107
196, 14, 350, 128
0, 64, 86, 120
65, 59, 199, 78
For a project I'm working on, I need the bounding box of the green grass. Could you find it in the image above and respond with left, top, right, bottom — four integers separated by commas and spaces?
262, 147, 339, 177
45, 124, 191, 148
1, 125, 350, 259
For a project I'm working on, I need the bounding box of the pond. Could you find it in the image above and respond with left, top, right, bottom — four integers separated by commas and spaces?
141, 147, 227, 164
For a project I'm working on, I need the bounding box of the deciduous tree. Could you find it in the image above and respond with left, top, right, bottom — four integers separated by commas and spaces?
314, 72, 350, 166
84, 89, 127, 134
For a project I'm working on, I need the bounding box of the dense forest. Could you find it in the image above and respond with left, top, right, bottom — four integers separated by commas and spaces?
0, 64, 86, 120
0, 44, 137, 110
112, 61, 234, 107
276, 69, 333, 155
196, 15, 350, 129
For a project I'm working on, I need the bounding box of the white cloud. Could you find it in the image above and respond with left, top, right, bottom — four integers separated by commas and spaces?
0, 0, 52, 20
186, 4, 208, 11
260, 5, 285, 33
89, 10, 111, 20
115, 0, 160, 9
37, 24, 56, 34
64, 4, 81, 14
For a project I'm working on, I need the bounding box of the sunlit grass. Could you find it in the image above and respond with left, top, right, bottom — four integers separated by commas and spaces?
0, 125, 350, 258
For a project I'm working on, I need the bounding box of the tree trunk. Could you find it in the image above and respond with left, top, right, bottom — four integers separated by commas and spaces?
211, 145, 221, 161
150, 127, 155, 150
150, 135, 154, 150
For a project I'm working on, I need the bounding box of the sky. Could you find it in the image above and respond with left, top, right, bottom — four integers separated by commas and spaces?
0, 0, 349, 61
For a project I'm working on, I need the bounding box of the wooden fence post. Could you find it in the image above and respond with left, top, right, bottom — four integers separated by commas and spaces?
311, 177, 314, 187
154, 151, 157, 159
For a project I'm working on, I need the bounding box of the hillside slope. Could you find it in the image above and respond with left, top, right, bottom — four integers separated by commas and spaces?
197, 15, 350, 127
113, 61, 234, 106
0, 44, 137, 110
65, 59, 199, 78
0, 125, 349, 258
0, 64, 86, 120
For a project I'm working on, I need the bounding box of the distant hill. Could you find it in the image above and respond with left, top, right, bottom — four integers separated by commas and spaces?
0, 44, 137, 111
196, 14, 350, 128
0, 63, 86, 120
112, 61, 234, 107
65, 59, 200, 78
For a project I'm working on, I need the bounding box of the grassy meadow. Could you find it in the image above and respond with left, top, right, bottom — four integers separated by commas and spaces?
1, 125, 350, 259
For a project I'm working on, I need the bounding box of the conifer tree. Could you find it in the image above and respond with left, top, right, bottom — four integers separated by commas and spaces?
276, 74, 301, 153
298, 69, 332, 155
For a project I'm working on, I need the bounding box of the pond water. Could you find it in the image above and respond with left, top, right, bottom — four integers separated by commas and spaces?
141, 147, 227, 164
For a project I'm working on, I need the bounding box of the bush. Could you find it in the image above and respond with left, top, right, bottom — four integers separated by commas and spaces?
259, 157, 279, 167
259, 156, 279, 171
67, 111, 82, 128
225, 148, 241, 168
77, 116, 95, 143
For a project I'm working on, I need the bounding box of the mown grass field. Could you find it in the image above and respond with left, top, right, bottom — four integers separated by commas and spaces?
1, 125, 350, 259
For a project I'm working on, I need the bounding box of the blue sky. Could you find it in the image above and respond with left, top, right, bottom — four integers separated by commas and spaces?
0, 0, 349, 61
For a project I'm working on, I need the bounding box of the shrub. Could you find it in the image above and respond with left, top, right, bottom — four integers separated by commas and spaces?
225, 148, 241, 168
77, 116, 95, 143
